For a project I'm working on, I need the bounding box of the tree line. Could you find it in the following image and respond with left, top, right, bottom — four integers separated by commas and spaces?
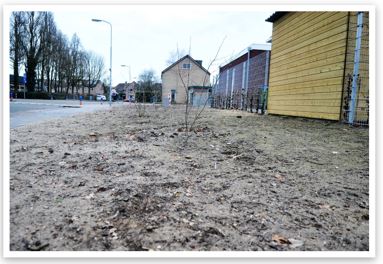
10, 11, 105, 96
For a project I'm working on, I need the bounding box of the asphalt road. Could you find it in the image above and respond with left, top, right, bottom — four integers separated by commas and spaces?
10, 99, 119, 128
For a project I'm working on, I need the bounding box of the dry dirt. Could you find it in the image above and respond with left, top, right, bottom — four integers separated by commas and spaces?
9, 104, 369, 251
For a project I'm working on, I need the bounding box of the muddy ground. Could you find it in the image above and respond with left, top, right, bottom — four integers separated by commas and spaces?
9, 104, 369, 251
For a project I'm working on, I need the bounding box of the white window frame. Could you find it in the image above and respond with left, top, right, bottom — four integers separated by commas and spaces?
231, 68, 235, 108
242, 61, 247, 89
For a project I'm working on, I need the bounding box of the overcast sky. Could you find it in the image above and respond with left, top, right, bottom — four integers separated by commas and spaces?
51, 5, 273, 86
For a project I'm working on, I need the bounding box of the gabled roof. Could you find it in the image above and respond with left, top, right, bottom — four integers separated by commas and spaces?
265, 12, 288, 23
161, 54, 210, 76
114, 83, 126, 92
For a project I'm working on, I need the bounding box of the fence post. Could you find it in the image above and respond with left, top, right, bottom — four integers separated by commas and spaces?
263, 50, 270, 113
225, 70, 230, 109
244, 47, 251, 111
230, 68, 235, 109
348, 12, 364, 124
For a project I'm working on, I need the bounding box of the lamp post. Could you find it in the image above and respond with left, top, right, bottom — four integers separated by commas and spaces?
121, 65, 131, 82
92, 18, 112, 106
121, 65, 132, 102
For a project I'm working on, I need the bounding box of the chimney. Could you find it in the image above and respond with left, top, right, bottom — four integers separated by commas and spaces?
195, 60, 202, 66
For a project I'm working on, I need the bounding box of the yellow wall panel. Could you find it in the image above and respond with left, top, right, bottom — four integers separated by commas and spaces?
268, 12, 349, 120
269, 91, 342, 101
270, 32, 346, 65
268, 109, 340, 120
272, 23, 348, 59
272, 12, 325, 45
272, 13, 348, 55
268, 104, 341, 114
270, 70, 344, 87
270, 56, 345, 80
270, 78, 343, 93
271, 45, 346, 72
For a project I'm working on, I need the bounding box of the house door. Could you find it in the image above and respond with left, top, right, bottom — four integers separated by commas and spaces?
171, 90, 176, 104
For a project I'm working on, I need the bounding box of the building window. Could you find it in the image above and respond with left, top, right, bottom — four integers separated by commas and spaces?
182, 63, 191, 69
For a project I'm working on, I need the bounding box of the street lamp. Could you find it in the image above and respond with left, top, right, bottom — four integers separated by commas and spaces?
92, 18, 113, 106
121, 65, 131, 82
121, 65, 132, 102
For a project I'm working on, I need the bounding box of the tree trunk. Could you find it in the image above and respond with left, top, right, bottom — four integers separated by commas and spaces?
46, 67, 50, 93
88, 77, 91, 95
40, 60, 45, 92
26, 55, 37, 92
13, 60, 20, 93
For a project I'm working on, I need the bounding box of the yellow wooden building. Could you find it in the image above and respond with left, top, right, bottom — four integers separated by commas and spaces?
266, 12, 369, 124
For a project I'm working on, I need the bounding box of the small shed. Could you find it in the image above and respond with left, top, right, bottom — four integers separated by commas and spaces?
266, 12, 369, 125
188, 86, 212, 107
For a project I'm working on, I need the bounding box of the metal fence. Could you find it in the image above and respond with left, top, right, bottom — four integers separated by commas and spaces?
212, 50, 270, 114
341, 11, 369, 127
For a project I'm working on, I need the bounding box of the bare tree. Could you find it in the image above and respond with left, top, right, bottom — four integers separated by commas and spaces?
101, 76, 110, 95
175, 45, 192, 137
38, 12, 56, 93
10, 12, 26, 93
54, 32, 70, 94
9, 11, 110, 98
67, 34, 85, 96
174, 37, 226, 147
83, 51, 105, 96
135, 69, 158, 117
22, 11, 44, 92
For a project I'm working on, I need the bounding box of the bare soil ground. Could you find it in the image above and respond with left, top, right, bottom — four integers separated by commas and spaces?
9, 104, 369, 251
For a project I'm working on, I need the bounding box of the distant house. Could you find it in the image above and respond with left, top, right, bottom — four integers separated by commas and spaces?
112, 81, 138, 101
266, 11, 369, 125
125, 81, 137, 102
88, 80, 105, 97
213, 44, 271, 112
161, 55, 210, 104
114, 83, 126, 95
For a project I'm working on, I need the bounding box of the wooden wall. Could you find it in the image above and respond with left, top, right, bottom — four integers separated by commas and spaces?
267, 12, 350, 120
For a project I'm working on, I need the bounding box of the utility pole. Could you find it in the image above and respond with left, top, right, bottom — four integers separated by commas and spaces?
92, 18, 113, 106
243, 47, 251, 110
348, 12, 364, 125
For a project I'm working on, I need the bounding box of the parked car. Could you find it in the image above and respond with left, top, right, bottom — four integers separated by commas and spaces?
96, 94, 106, 101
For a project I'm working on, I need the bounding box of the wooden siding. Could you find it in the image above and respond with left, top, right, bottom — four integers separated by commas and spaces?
268, 12, 349, 120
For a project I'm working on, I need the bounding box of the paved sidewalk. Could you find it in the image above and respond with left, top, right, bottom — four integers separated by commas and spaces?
10, 99, 123, 128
